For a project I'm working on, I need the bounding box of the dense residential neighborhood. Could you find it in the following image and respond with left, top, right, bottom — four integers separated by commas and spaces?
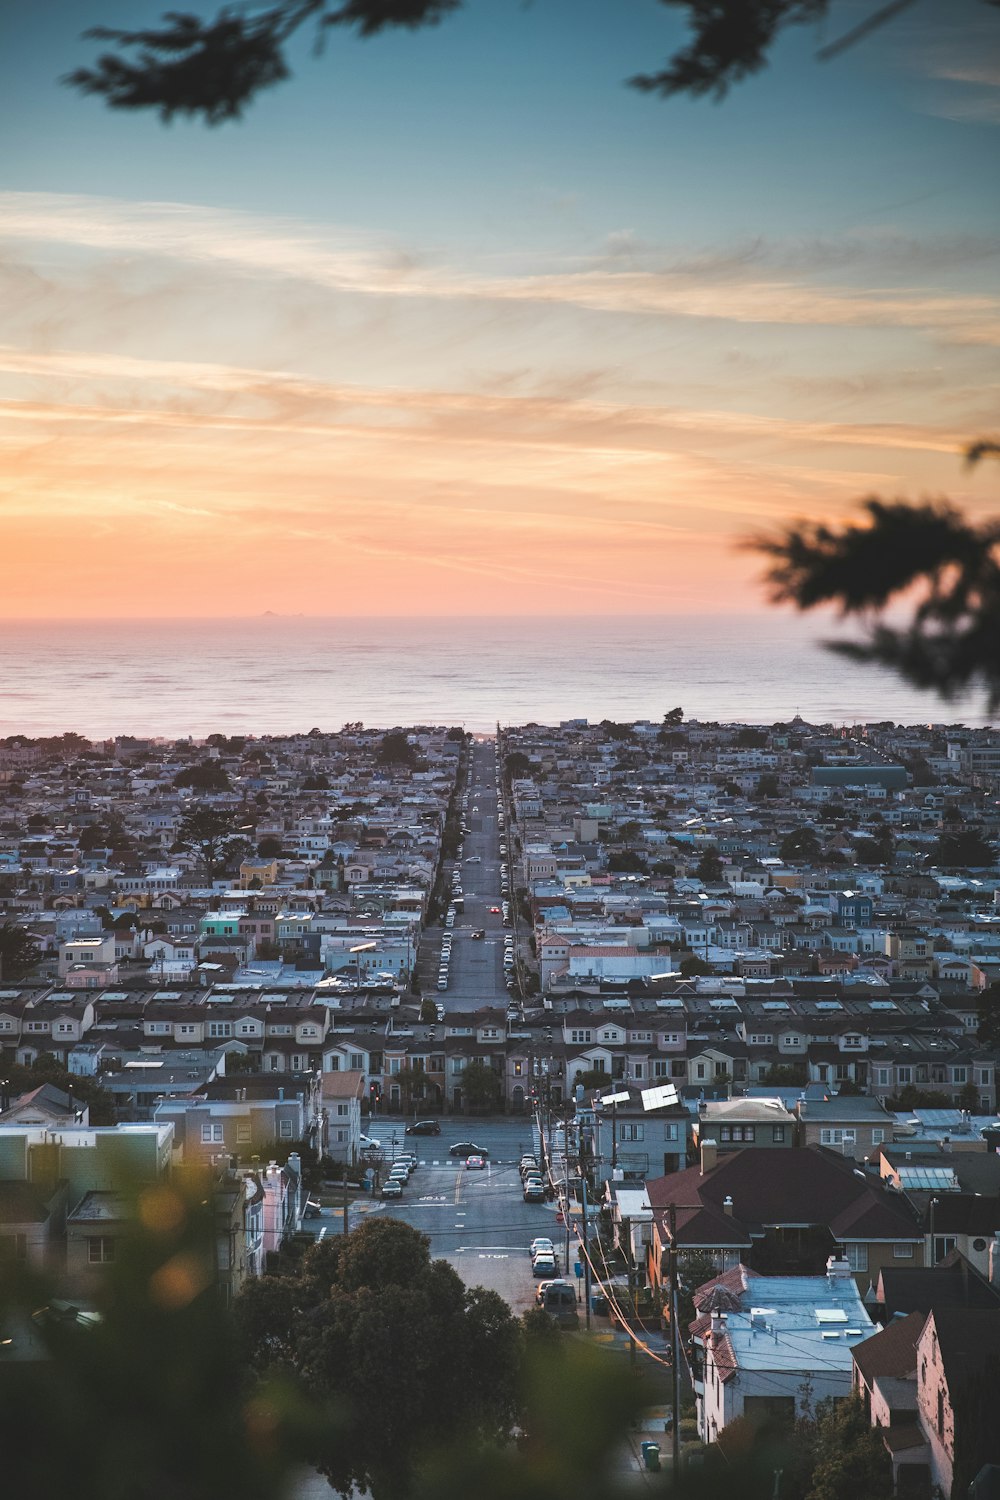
2, 716, 1000, 1496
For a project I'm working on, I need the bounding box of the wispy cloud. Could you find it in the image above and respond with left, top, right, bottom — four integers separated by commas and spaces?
3, 192, 999, 343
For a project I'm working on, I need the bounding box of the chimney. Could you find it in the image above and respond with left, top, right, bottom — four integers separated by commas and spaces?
278, 1086, 284, 1102
722, 1194, 734, 1216
701, 1139, 718, 1175
827, 1253, 852, 1279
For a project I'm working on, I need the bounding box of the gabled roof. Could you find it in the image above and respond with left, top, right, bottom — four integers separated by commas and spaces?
852, 1309, 924, 1386
647, 1145, 919, 1245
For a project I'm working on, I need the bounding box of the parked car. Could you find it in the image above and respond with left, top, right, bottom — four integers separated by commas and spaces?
529, 1238, 555, 1258
523, 1184, 545, 1203
532, 1253, 557, 1277
405, 1120, 441, 1136
449, 1142, 489, 1158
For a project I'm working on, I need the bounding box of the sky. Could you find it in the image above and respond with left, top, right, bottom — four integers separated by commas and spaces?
0, 0, 998, 618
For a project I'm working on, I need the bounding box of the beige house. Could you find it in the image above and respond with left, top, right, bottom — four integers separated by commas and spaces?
795, 1094, 896, 1159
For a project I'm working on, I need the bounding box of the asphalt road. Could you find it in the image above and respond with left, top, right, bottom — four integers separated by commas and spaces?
311, 1119, 576, 1316
416, 737, 518, 1012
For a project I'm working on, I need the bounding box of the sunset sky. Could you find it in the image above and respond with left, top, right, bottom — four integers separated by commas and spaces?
1, 0, 998, 618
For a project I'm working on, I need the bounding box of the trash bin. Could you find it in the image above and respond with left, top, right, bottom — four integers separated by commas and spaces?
590, 1292, 608, 1316
641, 1442, 661, 1473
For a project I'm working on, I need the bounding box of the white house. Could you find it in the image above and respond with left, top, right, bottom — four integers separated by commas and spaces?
692, 1259, 874, 1444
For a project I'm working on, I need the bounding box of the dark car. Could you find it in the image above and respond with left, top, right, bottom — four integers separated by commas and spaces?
405, 1120, 441, 1136
448, 1141, 489, 1158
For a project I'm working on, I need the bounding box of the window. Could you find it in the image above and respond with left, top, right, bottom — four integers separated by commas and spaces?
749, 1034, 773, 1045
893, 1243, 914, 1258
209, 1022, 232, 1038
350, 1053, 364, 1070
336, 1103, 348, 1117
570, 1030, 592, 1044
871, 1128, 885, 1145
513, 1060, 523, 1077
278, 1118, 293, 1139
619, 1123, 644, 1141
653, 1060, 670, 1079
633, 1063, 644, 1080
897, 1067, 912, 1085
327, 1055, 340, 1071
88, 1237, 117, 1264
664, 1123, 678, 1141
820, 1129, 856, 1147
336, 1128, 348, 1144
388, 1058, 401, 1075
772, 1126, 786, 1143
201, 1123, 224, 1144
696, 1064, 706, 1080
236, 1123, 251, 1143
845, 1243, 868, 1272
875, 1068, 890, 1087
816, 1065, 829, 1082
952, 1067, 967, 1085
179, 1024, 196, 1036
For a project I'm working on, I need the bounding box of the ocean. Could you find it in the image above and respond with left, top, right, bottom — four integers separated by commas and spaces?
0, 614, 991, 740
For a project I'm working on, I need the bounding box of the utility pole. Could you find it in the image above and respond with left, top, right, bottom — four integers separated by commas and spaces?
343, 1158, 349, 1237
668, 1202, 681, 1479
581, 1173, 592, 1330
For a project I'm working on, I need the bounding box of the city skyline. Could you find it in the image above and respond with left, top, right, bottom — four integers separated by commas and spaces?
1, 0, 998, 618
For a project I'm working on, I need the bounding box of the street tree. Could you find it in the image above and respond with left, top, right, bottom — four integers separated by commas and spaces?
696, 845, 724, 882
174, 804, 252, 876
977, 982, 1000, 1051
804, 1393, 892, 1500
780, 826, 821, 862
460, 1060, 502, 1114
377, 730, 418, 768
934, 828, 995, 868
173, 760, 232, 792
0, 920, 41, 982
235, 1219, 521, 1499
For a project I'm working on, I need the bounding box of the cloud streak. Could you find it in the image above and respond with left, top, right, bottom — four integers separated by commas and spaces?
3, 192, 999, 343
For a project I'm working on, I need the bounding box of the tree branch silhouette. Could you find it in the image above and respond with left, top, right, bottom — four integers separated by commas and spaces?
65, 0, 1000, 121
747, 443, 1000, 711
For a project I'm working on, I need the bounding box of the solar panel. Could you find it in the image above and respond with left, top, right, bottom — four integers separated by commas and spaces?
641, 1084, 680, 1112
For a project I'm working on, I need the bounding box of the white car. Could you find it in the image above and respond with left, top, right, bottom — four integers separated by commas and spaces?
530, 1238, 555, 1258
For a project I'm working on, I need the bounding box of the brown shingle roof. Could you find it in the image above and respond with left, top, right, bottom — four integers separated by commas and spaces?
852, 1309, 924, 1386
